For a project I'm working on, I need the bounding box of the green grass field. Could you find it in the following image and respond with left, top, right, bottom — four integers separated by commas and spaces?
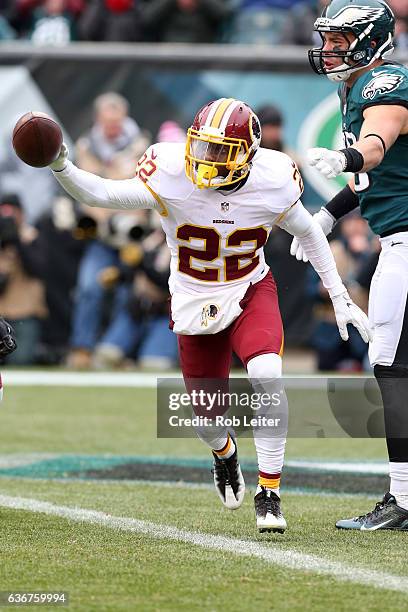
0, 380, 405, 612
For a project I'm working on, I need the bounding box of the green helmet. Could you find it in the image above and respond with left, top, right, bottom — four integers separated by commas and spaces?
309, 0, 395, 82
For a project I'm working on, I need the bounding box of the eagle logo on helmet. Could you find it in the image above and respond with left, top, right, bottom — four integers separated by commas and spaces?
329, 5, 384, 26
362, 72, 404, 100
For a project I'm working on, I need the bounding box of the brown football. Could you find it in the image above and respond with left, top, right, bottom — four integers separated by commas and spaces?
12, 111, 63, 168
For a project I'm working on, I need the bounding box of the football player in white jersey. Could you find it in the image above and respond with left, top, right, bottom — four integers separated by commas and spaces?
47, 98, 371, 533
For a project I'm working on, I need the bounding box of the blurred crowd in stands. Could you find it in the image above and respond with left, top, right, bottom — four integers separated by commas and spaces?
0, 0, 406, 48
0, 90, 379, 371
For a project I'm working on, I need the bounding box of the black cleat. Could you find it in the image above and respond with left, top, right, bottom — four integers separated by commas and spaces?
336, 492, 408, 531
211, 445, 245, 510
254, 486, 287, 533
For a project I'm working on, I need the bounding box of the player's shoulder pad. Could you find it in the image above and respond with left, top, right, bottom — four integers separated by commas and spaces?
253, 148, 304, 213
358, 63, 408, 107
136, 142, 185, 196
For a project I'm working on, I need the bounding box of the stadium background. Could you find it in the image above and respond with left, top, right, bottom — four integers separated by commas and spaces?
0, 27, 407, 611
3, 44, 406, 362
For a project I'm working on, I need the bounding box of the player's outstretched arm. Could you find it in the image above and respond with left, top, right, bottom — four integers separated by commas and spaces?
49, 143, 158, 212
308, 106, 408, 179
278, 201, 372, 343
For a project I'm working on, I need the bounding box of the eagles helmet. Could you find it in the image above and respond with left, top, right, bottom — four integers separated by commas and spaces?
185, 98, 261, 189
309, 0, 395, 82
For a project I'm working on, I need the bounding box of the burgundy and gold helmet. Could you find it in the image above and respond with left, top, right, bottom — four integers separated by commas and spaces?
185, 98, 261, 189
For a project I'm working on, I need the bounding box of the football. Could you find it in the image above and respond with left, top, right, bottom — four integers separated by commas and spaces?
12, 111, 63, 168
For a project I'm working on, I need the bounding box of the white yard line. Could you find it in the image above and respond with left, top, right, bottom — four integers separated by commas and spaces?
287, 460, 388, 475
0, 453, 58, 469
0, 494, 407, 595
2, 371, 367, 388
2, 371, 161, 387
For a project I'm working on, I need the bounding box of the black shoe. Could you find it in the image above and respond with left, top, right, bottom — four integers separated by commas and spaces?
336, 492, 408, 531
254, 486, 287, 533
211, 445, 245, 510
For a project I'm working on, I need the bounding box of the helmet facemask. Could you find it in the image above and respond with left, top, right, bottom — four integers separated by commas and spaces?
309, 26, 394, 82
185, 128, 252, 189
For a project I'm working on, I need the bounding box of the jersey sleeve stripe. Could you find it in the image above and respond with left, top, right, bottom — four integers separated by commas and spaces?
274, 202, 298, 226
138, 178, 169, 217
279, 329, 284, 357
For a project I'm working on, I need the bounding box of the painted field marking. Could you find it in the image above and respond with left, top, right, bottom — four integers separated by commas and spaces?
0, 494, 407, 595
287, 459, 388, 475
2, 371, 367, 388
0, 453, 58, 469
0, 453, 388, 476
2, 371, 161, 388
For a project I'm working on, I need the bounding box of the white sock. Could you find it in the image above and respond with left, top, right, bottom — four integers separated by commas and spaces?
389, 462, 408, 509
254, 436, 286, 476
393, 493, 408, 511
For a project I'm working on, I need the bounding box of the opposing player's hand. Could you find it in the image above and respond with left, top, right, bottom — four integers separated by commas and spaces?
331, 291, 372, 343
49, 142, 69, 172
290, 207, 336, 263
308, 147, 347, 179
290, 236, 309, 262
0, 318, 17, 356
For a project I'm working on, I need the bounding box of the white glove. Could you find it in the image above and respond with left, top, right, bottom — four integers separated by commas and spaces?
49, 142, 69, 172
290, 207, 336, 263
331, 291, 373, 343
308, 147, 347, 179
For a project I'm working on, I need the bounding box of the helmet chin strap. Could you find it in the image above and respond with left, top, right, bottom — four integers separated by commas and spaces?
327, 65, 358, 82
196, 163, 219, 188
195, 162, 251, 189
326, 32, 394, 82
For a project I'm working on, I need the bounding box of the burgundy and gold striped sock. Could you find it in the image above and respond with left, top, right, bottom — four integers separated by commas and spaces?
213, 434, 236, 460
258, 471, 281, 492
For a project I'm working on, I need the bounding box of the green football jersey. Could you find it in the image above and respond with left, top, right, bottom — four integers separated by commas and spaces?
339, 62, 408, 236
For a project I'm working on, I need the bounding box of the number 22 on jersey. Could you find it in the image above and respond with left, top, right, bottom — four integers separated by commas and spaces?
177, 224, 268, 282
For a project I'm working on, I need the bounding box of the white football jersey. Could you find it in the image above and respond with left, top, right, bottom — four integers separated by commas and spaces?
138, 143, 302, 290
53, 140, 349, 335
135, 142, 303, 334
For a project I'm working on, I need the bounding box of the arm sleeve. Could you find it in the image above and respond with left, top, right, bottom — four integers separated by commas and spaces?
277, 201, 345, 298
52, 161, 159, 211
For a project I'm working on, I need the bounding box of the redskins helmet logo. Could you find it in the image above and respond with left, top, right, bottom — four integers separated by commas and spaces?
251, 114, 261, 143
